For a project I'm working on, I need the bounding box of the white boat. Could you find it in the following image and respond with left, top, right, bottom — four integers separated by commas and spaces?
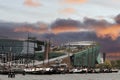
111, 69, 119, 73
24, 68, 44, 74
70, 68, 82, 73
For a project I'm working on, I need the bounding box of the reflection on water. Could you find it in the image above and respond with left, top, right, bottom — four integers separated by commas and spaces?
0, 73, 120, 80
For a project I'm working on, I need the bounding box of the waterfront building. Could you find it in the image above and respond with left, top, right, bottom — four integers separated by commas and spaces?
64, 41, 102, 67
0, 39, 102, 68
0, 39, 44, 64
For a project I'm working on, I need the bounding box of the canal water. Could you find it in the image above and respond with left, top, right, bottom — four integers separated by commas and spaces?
0, 73, 120, 80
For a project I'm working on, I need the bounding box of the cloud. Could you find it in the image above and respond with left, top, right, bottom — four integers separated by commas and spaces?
115, 14, 120, 24
62, 0, 87, 4
0, 22, 26, 39
97, 37, 120, 53
14, 22, 49, 34
49, 17, 120, 40
59, 8, 76, 15
0, 21, 49, 40
83, 17, 120, 40
24, 0, 41, 7
83, 17, 110, 27
95, 25, 120, 40
52, 26, 80, 34
50, 19, 82, 34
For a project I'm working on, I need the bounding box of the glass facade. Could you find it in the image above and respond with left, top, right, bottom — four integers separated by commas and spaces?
71, 45, 100, 67
0, 39, 35, 55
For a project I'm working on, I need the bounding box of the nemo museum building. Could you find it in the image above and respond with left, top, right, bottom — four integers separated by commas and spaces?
64, 41, 103, 67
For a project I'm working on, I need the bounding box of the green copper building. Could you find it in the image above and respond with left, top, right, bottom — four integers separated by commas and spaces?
64, 41, 102, 67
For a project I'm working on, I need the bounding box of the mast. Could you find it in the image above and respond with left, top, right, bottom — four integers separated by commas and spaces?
32, 37, 36, 67
88, 47, 90, 68
33, 39, 35, 66
44, 40, 48, 60
26, 33, 29, 67
43, 41, 45, 65
68, 42, 71, 67
48, 39, 51, 65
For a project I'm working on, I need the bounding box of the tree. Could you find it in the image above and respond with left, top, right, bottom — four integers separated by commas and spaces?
104, 59, 112, 69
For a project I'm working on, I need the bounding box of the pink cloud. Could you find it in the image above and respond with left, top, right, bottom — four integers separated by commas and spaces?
24, 0, 41, 7
59, 8, 76, 15
95, 25, 120, 40
62, 0, 87, 4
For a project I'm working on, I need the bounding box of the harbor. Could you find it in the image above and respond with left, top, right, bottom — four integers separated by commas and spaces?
0, 65, 119, 75
0, 39, 119, 78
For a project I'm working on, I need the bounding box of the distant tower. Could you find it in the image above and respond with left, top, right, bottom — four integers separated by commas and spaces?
103, 52, 106, 62
44, 42, 48, 60
44, 40, 50, 60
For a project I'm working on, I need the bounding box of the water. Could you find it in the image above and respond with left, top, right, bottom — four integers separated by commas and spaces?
0, 73, 120, 80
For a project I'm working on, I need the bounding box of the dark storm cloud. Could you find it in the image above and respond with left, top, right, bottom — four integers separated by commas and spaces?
0, 21, 23, 39
50, 16, 120, 40
97, 37, 120, 53
83, 17, 111, 27
0, 21, 49, 40
51, 18, 82, 27
115, 14, 120, 24
50, 19, 82, 34
51, 17, 111, 30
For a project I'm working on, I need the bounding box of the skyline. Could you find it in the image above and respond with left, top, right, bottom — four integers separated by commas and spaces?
0, 0, 120, 60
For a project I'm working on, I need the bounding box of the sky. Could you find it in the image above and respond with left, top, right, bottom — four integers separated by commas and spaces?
0, 0, 120, 23
0, 0, 120, 59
